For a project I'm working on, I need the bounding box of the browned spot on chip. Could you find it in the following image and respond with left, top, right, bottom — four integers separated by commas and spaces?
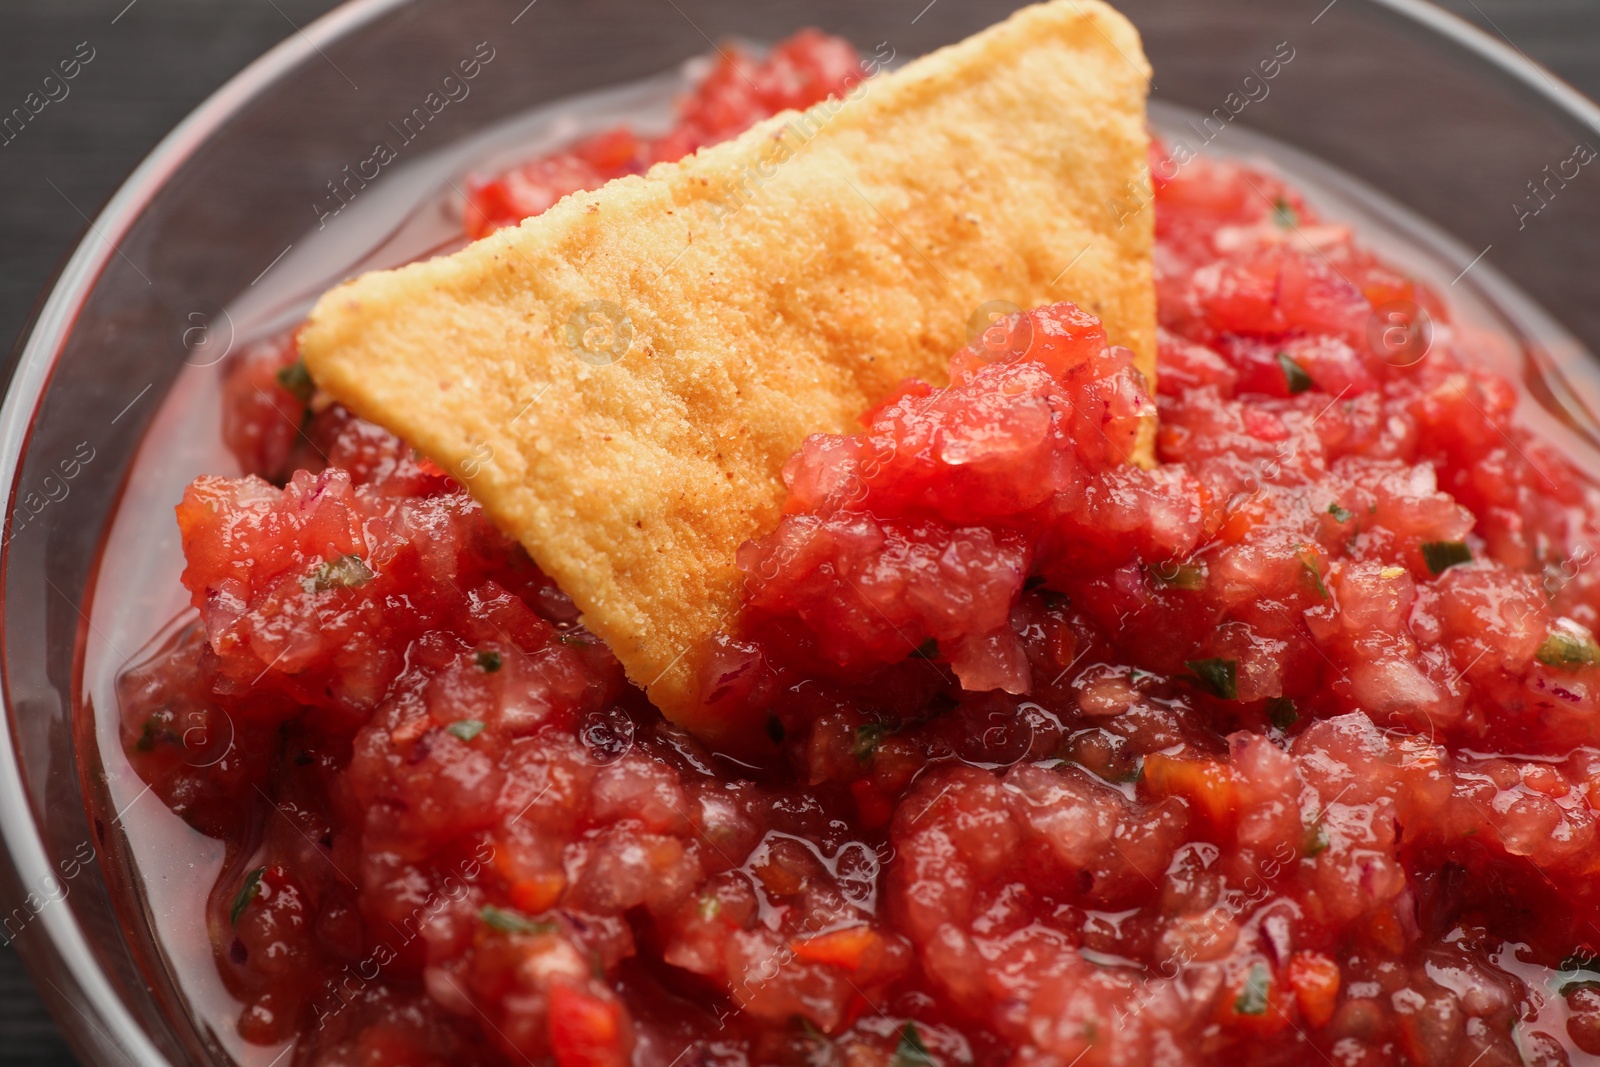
301, 0, 1155, 731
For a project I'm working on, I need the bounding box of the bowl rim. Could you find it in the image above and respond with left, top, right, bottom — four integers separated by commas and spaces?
0, 3, 413, 1060
1, 0, 1597, 1063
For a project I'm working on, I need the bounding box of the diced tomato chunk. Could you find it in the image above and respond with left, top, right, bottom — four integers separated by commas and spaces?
548, 985, 629, 1067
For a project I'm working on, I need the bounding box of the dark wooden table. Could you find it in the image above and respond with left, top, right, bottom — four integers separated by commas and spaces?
0, 0, 1595, 1063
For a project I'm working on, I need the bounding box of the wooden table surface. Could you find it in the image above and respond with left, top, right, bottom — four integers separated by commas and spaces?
0, 0, 1595, 1063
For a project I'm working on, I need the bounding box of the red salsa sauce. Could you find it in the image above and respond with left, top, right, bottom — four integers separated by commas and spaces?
117, 31, 1600, 1067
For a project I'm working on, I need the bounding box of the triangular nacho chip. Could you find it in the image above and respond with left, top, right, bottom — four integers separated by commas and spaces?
301, 0, 1155, 727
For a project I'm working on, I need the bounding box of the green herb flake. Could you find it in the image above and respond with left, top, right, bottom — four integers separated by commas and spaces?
1185, 658, 1238, 701
1328, 503, 1353, 523
1234, 962, 1272, 1016
795, 1015, 831, 1044
697, 894, 722, 921
1273, 199, 1299, 229
474, 650, 503, 673
134, 717, 167, 753
1293, 544, 1330, 601
302, 554, 374, 593
910, 637, 939, 660
1307, 567, 1330, 600
1153, 559, 1206, 591
447, 719, 486, 742
1303, 821, 1330, 857
1536, 621, 1600, 670
230, 866, 266, 926
480, 905, 556, 936
1277, 351, 1313, 395
1421, 540, 1473, 576
853, 722, 889, 763
766, 713, 786, 745
275, 360, 315, 404
1266, 697, 1299, 731
892, 1022, 935, 1067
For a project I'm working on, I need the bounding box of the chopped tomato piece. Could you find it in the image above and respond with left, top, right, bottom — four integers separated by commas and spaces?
1286, 951, 1341, 1027
1141, 753, 1237, 828
548, 984, 629, 1067
790, 925, 885, 971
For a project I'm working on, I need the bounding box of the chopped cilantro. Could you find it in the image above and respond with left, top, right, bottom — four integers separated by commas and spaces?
1234, 962, 1272, 1016
892, 1022, 935, 1067
475, 650, 503, 673
302, 554, 374, 593
1294, 544, 1329, 601
854, 722, 889, 762
1421, 541, 1473, 576
1328, 502, 1353, 523
1536, 621, 1600, 670
910, 637, 939, 660
1266, 697, 1298, 731
134, 717, 170, 753
447, 719, 486, 742
766, 713, 786, 745
792, 1014, 832, 1048
1306, 566, 1329, 600
1153, 559, 1206, 591
1273, 198, 1299, 229
230, 866, 266, 926
1113, 757, 1144, 785
697, 894, 722, 921
275, 360, 314, 403
1185, 658, 1238, 701
1277, 352, 1313, 395
1303, 821, 1329, 857
481, 905, 556, 935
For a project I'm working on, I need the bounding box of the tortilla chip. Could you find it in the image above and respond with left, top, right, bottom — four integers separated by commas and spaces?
300, 0, 1154, 732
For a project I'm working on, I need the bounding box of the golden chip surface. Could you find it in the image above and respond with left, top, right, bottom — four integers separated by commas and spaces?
301, 0, 1155, 730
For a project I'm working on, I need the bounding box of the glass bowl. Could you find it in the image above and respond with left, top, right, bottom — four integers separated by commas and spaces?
5, 1, 1600, 1064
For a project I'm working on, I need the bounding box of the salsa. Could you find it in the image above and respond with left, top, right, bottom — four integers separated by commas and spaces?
114, 30, 1600, 1067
